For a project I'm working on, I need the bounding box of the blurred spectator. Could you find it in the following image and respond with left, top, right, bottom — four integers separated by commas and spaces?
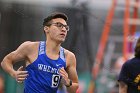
118, 37, 140, 93
112, 53, 134, 93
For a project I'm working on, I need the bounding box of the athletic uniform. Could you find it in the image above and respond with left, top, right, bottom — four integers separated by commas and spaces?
118, 57, 140, 93
24, 41, 66, 93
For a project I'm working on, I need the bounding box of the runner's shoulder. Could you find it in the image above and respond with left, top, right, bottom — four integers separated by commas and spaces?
64, 48, 75, 58
20, 41, 39, 50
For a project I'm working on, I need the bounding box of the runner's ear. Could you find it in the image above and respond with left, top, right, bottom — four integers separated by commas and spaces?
44, 26, 49, 33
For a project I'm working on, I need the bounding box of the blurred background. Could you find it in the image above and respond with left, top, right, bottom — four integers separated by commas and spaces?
0, 0, 140, 93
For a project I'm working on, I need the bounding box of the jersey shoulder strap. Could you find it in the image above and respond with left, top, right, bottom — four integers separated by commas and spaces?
38, 41, 45, 55
60, 47, 66, 62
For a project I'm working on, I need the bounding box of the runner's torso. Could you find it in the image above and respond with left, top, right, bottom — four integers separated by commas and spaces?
24, 41, 66, 93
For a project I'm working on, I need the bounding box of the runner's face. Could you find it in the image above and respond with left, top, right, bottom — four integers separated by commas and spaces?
46, 18, 68, 42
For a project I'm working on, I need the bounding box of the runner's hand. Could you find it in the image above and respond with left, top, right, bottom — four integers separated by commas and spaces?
59, 67, 70, 86
14, 66, 28, 83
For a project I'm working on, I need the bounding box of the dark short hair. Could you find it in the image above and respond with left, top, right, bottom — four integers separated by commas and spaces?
43, 12, 68, 27
135, 37, 140, 58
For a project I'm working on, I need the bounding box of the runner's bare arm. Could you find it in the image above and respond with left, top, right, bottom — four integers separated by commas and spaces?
59, 51, 79, 93
1, 41, 30, 80
119, 81, 127, 93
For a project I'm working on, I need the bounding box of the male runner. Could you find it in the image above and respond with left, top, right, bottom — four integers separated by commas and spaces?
1, 12, 79, 93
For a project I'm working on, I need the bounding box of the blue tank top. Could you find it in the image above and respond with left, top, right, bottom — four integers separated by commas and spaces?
24, 41, 66, 93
